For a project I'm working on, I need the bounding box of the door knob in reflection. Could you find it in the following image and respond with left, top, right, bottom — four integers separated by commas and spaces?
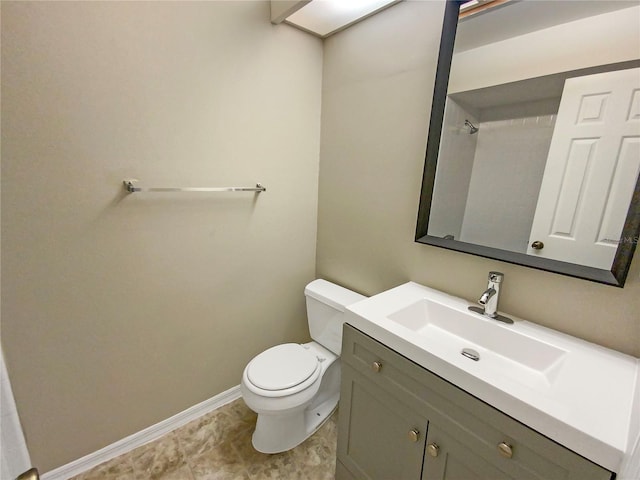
531, 241, 544, 250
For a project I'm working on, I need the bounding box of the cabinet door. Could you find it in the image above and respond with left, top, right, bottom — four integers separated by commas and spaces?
423, 422, 519, 480
337, 364, 427, 480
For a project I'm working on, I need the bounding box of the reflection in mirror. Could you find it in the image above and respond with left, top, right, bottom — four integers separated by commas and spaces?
416, 0, 640, 286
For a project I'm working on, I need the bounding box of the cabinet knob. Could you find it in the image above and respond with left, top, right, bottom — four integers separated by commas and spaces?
427, 443, 439, 457
531, 240, 544, 250
408, 428, 420, 443
371, 361, 382, 373
497, 442, 513, 459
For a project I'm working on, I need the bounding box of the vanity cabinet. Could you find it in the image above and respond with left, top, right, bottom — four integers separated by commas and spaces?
336, 324, 613, 480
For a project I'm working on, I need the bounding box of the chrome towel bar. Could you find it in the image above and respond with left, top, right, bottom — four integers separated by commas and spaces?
123, 180, 266, 194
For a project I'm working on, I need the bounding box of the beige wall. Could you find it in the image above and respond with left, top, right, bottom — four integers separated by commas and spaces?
317, 1, 640, 356
1, 1, 322, 471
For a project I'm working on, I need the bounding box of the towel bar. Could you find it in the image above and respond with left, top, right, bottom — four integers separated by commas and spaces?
123, 180, 266, 193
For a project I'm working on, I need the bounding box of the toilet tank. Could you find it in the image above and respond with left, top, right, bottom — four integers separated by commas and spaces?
304, 279, 366, 355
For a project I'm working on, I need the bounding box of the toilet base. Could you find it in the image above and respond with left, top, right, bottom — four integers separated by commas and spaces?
251, 392, 339, 454
248, 352, 341, 454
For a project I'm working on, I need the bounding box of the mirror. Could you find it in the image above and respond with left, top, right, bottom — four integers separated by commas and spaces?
416, 0, 640, 287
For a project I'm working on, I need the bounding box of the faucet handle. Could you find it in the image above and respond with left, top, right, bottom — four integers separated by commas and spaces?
488, 271, 504, 283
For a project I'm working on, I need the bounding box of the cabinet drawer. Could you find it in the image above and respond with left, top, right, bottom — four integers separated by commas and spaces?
342, 322, 438, 414
341, 324, 612, 480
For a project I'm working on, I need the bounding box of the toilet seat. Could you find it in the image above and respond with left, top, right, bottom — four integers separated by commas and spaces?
244, 343, 321, 397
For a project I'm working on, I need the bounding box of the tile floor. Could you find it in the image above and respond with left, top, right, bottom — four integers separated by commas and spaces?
70, 398, 337, 480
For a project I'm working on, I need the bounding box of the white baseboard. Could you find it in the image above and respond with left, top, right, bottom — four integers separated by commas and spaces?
42, 385, 242, 480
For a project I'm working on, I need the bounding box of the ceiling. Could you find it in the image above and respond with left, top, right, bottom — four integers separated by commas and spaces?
455, 0, 639, 52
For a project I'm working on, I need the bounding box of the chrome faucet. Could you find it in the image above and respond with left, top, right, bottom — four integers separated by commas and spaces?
479, 271, 501, 317
469, 271, 513, 324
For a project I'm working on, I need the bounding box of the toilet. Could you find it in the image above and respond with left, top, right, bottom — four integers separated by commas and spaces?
240, 279, 365, 454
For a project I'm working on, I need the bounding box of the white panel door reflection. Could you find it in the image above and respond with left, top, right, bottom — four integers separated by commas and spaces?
528, 67, 640, 269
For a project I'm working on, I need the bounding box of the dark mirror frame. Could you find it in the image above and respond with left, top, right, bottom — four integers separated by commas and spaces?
415, 0, 640, 287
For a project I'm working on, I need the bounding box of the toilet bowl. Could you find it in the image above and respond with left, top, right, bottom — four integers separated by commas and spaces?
240, 279, 365, 454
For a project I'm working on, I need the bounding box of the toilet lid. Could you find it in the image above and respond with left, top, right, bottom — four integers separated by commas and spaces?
246, 343, 319, 391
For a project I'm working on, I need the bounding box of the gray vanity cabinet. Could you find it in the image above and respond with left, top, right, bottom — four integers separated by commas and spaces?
336, 324, 613, 480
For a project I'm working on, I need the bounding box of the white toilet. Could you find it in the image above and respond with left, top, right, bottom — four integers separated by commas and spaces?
240, 279, 365, 454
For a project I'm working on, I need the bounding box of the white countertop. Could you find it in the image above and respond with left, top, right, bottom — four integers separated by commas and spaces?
345, 282, 639, 473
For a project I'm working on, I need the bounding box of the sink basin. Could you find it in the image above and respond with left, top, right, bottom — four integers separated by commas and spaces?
387, 298, 568, 387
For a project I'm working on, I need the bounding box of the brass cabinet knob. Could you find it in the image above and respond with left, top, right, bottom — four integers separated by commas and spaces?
16, 468, 40, 480
497, 442, 513, 458
371, 361, 382, 372
531, 240, 544, 250
408, 428, 420, 443
427, 443, 439, 457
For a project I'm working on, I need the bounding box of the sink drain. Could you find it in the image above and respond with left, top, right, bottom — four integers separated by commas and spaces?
461, 348, 480, 361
